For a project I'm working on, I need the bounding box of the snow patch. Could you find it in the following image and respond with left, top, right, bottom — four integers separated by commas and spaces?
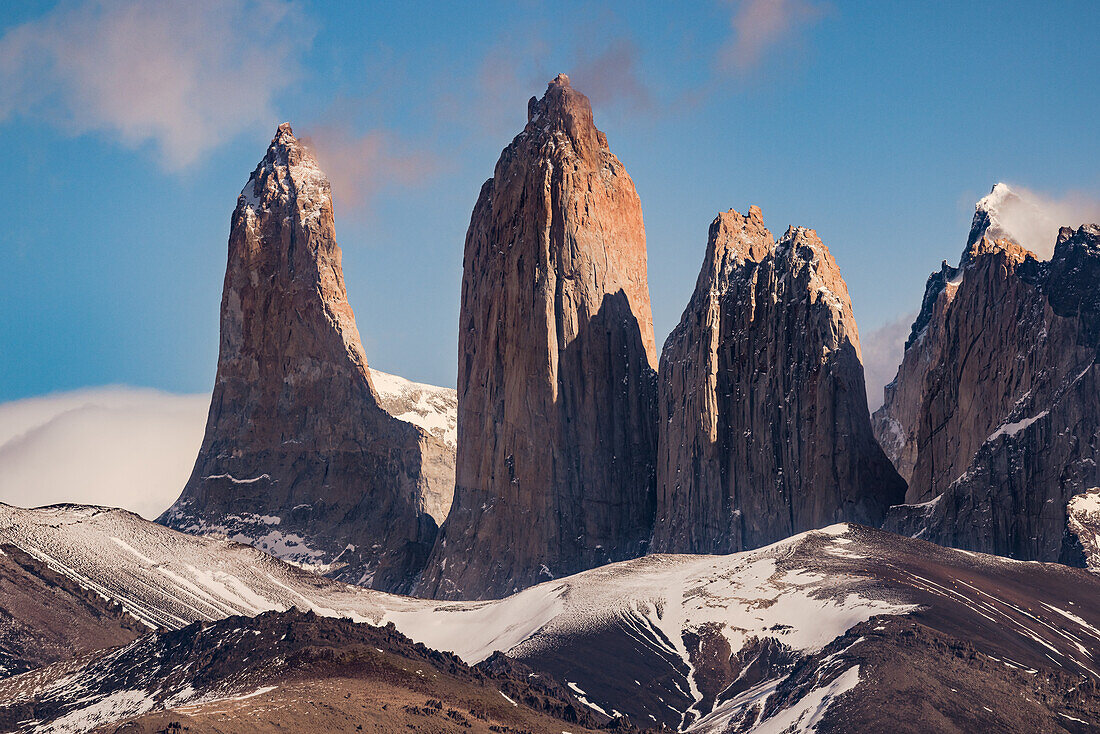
988, 410, 1048, 441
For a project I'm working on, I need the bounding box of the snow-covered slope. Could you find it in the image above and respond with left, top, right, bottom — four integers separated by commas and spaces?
369, 368, 457, 450
3, 504, 1100, 731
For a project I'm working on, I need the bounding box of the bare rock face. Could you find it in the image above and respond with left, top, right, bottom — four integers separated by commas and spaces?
159, 124, 446, 593
416, 75, 658, 600
877, 184, 1100, 564
652, 209, 905, 553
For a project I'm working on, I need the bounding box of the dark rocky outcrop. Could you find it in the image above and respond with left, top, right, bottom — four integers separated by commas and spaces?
159, 124, 447, 593
651, 207, 905, 554
416, 75, 659, 600
876, 183, 1100, 564
0, 609, 628, 734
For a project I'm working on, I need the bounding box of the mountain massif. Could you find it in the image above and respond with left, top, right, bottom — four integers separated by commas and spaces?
158, 124, 452, 594
652, 207, 905, 554
416, 75, 660, 600
875, 184, 1100, 565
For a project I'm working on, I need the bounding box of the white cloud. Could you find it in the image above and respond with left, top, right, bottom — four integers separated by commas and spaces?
717, 0, 828, 74
860, 311, 916, 411
0, 387, 208, 519
987, 184, 1100, 260
0, 0, 310, 169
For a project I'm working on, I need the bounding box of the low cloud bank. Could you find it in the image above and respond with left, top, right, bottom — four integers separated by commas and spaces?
0, 387, 208, 519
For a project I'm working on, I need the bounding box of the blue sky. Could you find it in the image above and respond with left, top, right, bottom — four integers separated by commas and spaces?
1, 0, 1098, 403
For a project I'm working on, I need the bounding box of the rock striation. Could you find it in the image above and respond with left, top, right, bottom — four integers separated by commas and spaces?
416, 75, 658, 600
159, 124, 448, 593
876, 184, 1100, 564
652, 208, 905, 553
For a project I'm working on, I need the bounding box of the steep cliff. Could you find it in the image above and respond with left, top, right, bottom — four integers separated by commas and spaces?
160, 124, 446, 593
877, 185, 1100, 563
652, 208, 905, 553
416, 75, 658, 600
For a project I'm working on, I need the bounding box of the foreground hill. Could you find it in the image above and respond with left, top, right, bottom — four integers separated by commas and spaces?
0, 609, 614, 734
1, 503, 1099, 731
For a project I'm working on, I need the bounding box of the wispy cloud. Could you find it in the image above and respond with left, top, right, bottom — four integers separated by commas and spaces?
716, 0, 828, 74
569, 39, 652, 112
436, 30, 654, 142
301, 125, 438, 216
986, 184, 1100, 260
0, 0, 311, 170
861, 311, 916, 411
453, 37, 552, 137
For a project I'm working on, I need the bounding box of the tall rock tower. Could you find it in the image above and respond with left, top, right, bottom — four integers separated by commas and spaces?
652, 208, 906, 554
160, 124, 446, 593
417, 75, 658, 600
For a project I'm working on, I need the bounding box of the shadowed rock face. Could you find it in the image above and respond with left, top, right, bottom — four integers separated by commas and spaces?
652, 209, 905, 554
159, 124, 446, 593
416, 75, 658, 600
876, 184, 1100, 563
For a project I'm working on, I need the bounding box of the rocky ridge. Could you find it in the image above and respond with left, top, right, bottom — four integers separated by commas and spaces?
159, 124, 449, 593
652, 207, 905, 554
416, 75, 659, 600
875, 184, 1100, 563
0, 609, 628, 734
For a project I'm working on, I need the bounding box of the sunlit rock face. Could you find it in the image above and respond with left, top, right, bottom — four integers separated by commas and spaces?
417, 75, 659, 600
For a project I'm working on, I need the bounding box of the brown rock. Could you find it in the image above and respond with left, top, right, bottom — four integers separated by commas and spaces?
416, 75, 658, 600
652, 209, 906, 553
159, 124, 446, 593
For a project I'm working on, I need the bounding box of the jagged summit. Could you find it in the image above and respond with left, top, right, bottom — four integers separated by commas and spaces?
159, 123, 452, 594
706, 205, 773, 265
962, 182, 1045, 265
239, 122, 330, 225
652, 206, 903, 554
968, 182, 1021, 247
524, 73, 607, 161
